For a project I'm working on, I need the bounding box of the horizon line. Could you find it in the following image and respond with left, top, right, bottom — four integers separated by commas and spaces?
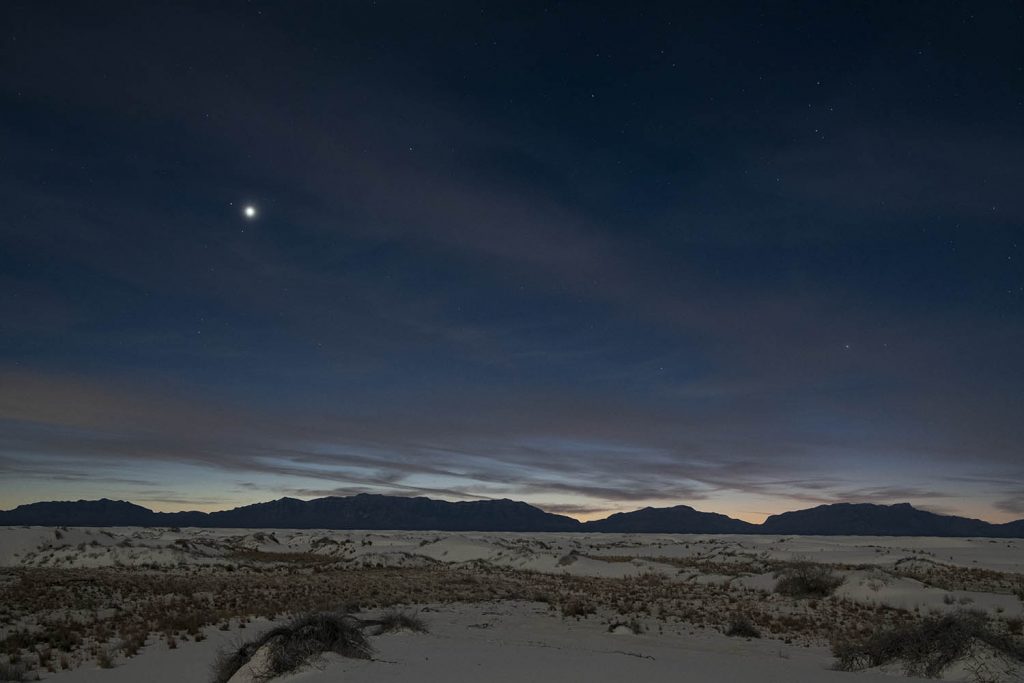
2, 493, 1021, 527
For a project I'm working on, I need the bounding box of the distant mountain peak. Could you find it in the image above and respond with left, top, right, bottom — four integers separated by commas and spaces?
0, 495, 1020, 537
761, 501, 995, 536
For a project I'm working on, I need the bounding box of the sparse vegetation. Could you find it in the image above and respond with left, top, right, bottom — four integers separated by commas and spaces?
774, 560, 844, 598
0, 661, 31, 681
560, 597, 595, 618
96, 648, 114, 669
725, 614, 762, 639
5, 529, 1021, 680
557, 551, 578, 566
212, 613, 372, 683
607, 617, 644, 634
894, 557, 1024, 596
373, 609, 427, 634
0, 555, 913, 676
832, 609, 1024, 678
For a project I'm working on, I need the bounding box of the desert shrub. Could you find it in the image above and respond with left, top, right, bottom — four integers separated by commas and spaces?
832, 610, 1024, 678
96, 648, 115, 669
557, 552, 578, 567
560, 597, 595, 618
637, 571, 665, 586
211, 640, 262, 683
0, 661, 29, 681
1007, 618, 1023, 636
774, 561, 844, 598
725, 614, 762, 638
374, 610, 427, 634
608, 618, 644, 634
2, 631, 34, 657
341, 600, 362, 613
211, 613, 372, 683
122, 630, 146, 656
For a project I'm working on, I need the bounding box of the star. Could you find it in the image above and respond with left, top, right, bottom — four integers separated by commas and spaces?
243, 205, 258, 219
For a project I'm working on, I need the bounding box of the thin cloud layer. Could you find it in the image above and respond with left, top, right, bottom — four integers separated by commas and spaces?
1, 2, 1022, 522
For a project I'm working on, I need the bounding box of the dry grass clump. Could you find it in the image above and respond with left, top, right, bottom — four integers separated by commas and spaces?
211, 613, 372, 683
832, 609, 1024, 678
556, 551, 578, 567
0, 555, 923, 674
774, 561, 844, 598
607, 617, 644, 634
95, 648, 114, 669
227, 550, 333, 566
0, 559, 908, 674
725, 614, 761, 639
894, 557, 1024, 596
373, 610, 427, 634
0, 660, 33, 681
560, 597, 595, 619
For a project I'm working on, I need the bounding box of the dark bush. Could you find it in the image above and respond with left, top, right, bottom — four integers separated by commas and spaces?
774, 561, 844, 598
560, 597, 595, 618
0, 661, 29, 681
832, 610, 1024, 678
374, 610, 427, 635
211, 613, 372, 683
725, 614, 762, 638
607, 618, 644, 634
557, 551, 578, 566
96, 648, 115, 669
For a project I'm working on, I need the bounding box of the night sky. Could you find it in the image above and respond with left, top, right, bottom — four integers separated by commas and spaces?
2, 1, 1023, 522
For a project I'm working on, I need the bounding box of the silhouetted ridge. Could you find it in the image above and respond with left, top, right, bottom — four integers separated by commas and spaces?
997, 519, 1024, 537
0, 499, 159, 526
760, 502, 997, 537
1, 497, 1021, 537
581, 504, 757, 533
203, 494, 580, 531
0, 494, 580, 532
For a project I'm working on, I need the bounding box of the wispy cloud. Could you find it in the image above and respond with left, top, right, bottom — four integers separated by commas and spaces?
2, 3, 1023, 523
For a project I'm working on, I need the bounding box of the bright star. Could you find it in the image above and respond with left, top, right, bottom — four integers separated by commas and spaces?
243, 205, 258, 219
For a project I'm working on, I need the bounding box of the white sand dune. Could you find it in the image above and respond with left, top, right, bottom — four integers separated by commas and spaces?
6, 527, 1023, 573
3, 527, 1022, 682
50, 603, 936, 683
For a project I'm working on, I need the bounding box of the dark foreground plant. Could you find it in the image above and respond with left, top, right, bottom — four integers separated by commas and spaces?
211, 613, 372, 683
373, 610, 427, 635
774, 561, 844, 598
832, 610, 1024, 678
560, 597, 595, 618
0, 661, 30, 682
725, 614, 762, 639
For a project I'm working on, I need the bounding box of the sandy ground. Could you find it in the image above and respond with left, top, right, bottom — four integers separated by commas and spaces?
2, 527, 1022, 682
4, 526, 1023, 573
50, 602, 938, 683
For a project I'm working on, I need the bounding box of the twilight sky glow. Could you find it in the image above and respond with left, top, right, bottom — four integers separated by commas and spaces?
1, 2, 1023, 523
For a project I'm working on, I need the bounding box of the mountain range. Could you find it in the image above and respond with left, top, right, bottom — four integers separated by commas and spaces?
1, 495, 1022, 538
